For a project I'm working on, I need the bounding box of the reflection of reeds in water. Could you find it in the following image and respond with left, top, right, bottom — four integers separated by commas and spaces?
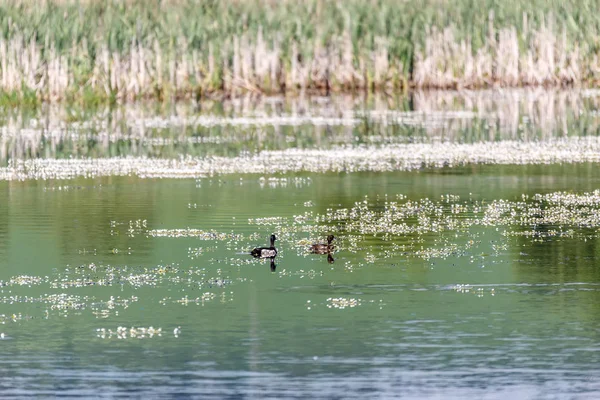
1, 89, 599, 162
408, 89, 600, 140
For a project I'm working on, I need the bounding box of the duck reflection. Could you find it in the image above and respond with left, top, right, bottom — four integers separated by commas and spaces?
310, 235, 336, 264
250, 234, 278, 272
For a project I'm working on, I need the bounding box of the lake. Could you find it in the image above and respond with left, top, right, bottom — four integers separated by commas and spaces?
0, 89, 599, 399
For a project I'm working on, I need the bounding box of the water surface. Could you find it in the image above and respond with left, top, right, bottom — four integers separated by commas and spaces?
0, 91, 599, 399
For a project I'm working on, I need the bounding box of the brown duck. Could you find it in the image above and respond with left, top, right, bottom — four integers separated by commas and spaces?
310, 235, 335, 254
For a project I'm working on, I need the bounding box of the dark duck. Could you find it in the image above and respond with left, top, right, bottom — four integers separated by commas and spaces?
310, 235, 335, 254
251, 234, 278, 258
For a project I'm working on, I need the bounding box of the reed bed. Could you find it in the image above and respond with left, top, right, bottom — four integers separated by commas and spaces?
2, 0, 600, 102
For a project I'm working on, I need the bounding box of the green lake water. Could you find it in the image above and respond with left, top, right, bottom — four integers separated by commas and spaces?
0, 91, 599, 398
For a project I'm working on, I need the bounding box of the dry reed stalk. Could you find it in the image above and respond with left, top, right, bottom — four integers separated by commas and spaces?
0, 11, 593, 102
413, 13, 582, 89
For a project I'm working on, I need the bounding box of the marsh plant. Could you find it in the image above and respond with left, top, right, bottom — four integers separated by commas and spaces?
1, 0, 600, 103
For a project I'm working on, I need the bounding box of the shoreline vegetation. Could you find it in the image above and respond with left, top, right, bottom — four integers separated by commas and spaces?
1, 0, 600, 104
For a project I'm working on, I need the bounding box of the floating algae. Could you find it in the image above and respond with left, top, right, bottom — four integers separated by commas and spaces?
327, 297, 362, 309
96, 326, 162, 340
245, 189, 600, 263
148, 228, 243, 240
0, 264, 237, 341
158, 292, 234, 307
4, 186, 600, 337
2, 89, 600, 181
0, 275, 48, 287
3, 137, 600, 181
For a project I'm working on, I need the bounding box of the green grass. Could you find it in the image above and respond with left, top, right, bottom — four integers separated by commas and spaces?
0, 0, 599, 103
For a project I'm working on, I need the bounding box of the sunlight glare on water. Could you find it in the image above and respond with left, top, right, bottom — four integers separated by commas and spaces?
0, 91, 599, 398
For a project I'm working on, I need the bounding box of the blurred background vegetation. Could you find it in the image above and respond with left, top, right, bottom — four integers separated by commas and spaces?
0, 0, 599, 103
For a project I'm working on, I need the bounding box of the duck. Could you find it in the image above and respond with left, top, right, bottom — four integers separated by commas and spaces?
310, 235, 335, 254
250, 234, 278, 258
